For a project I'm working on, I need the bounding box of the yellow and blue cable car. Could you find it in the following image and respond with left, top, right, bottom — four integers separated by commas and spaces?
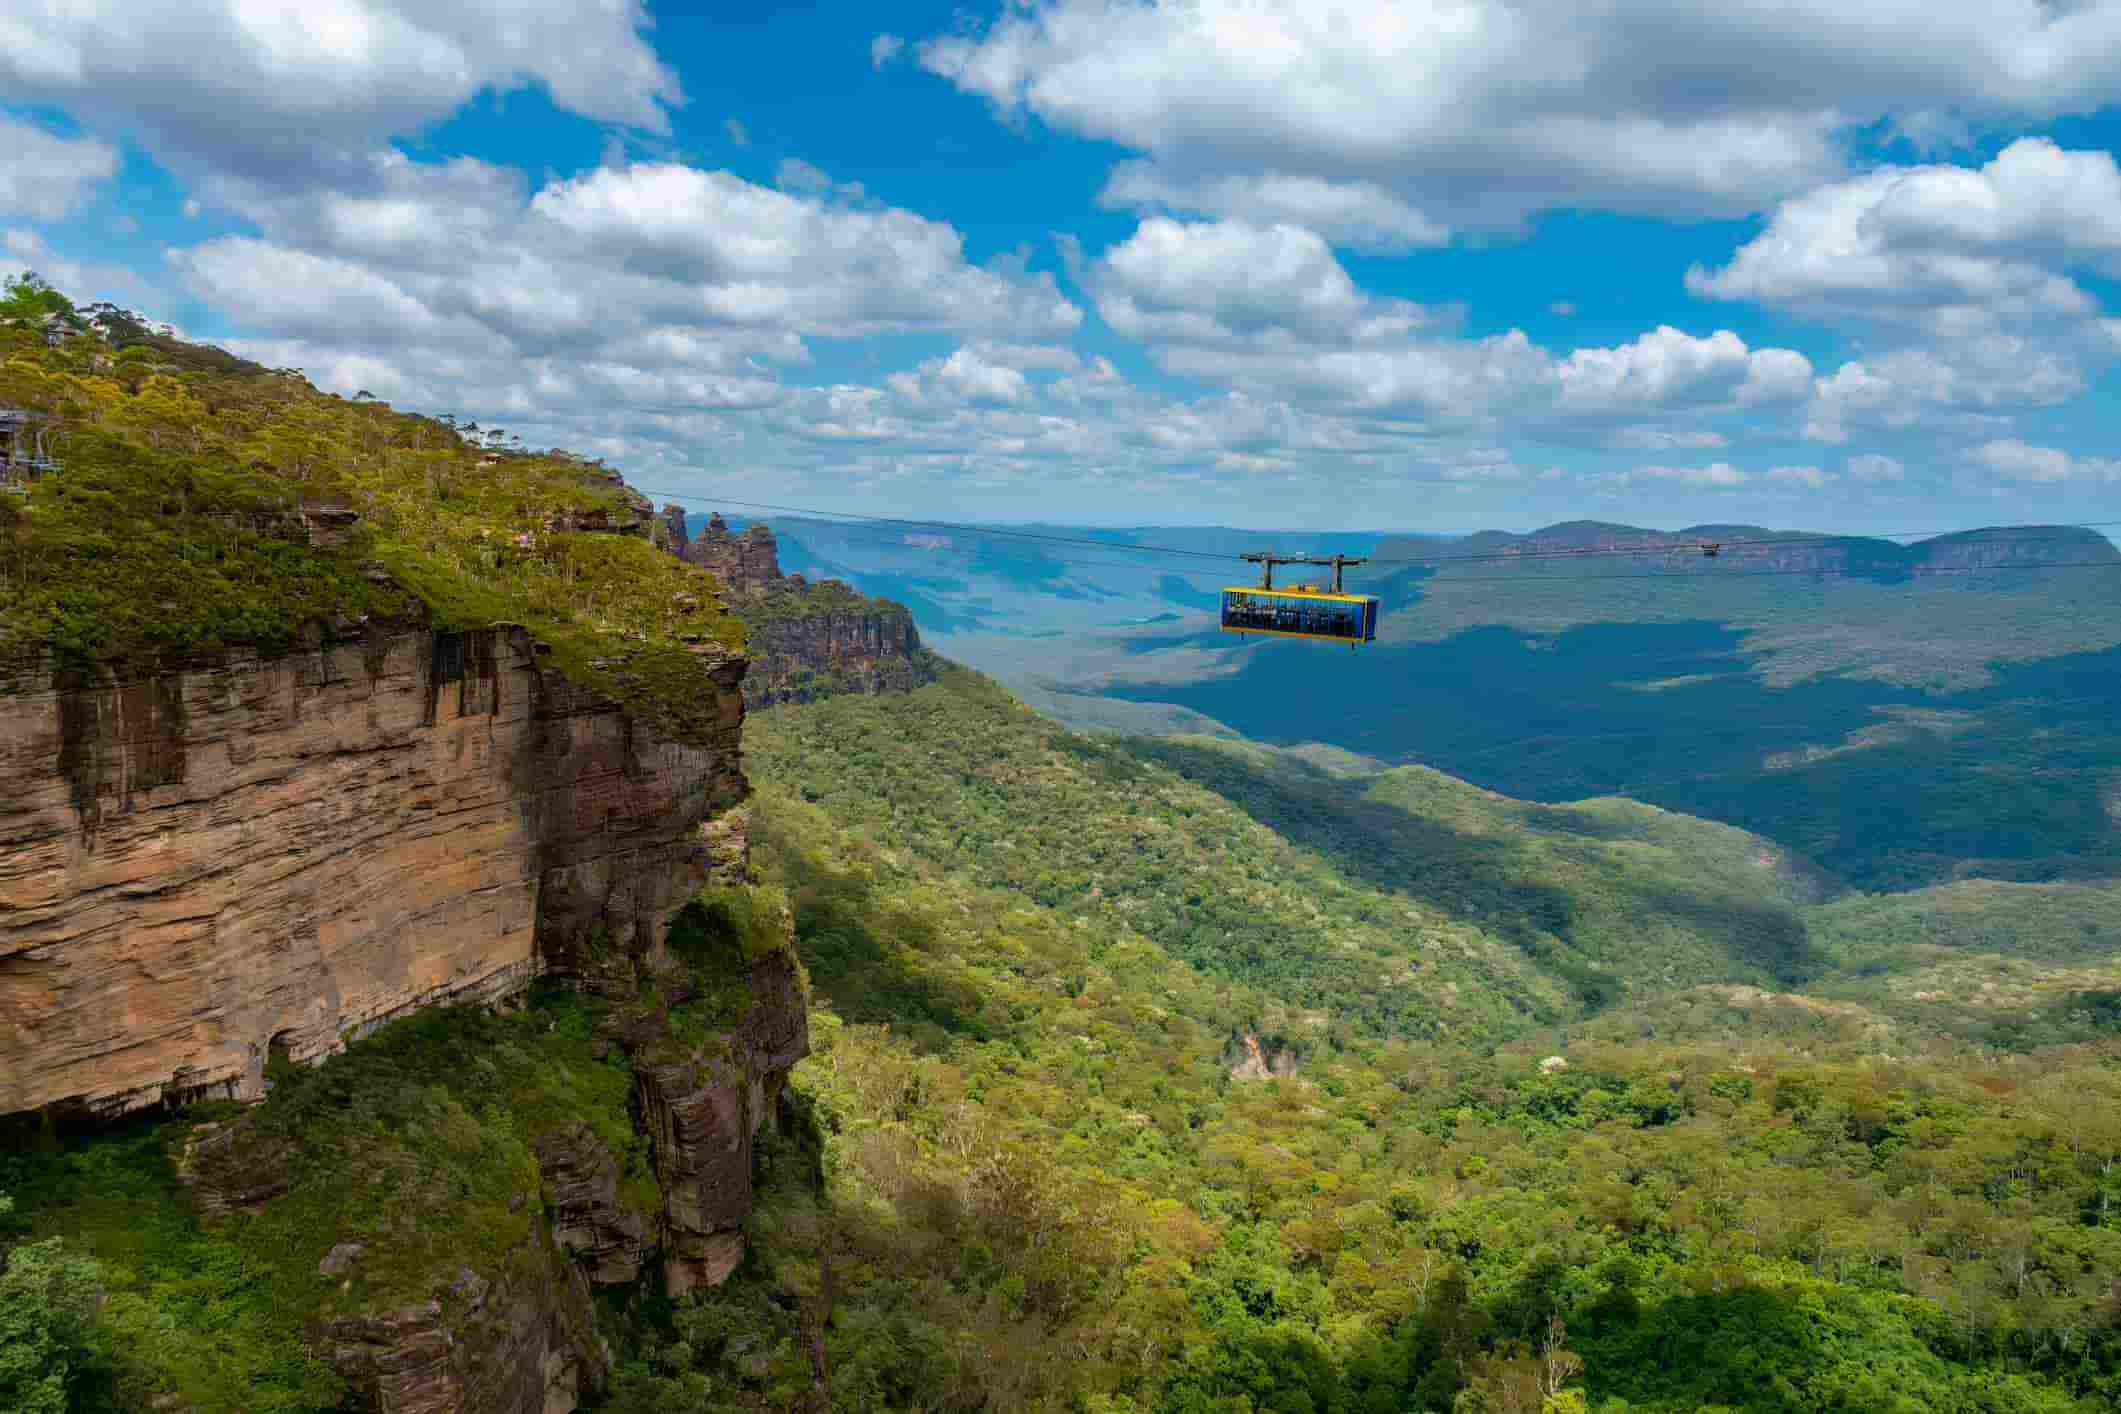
1220, 552, 1378, 646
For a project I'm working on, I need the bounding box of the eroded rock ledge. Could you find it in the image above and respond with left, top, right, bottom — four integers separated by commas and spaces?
675, 511, 940, 708
0, 623, 746, 1120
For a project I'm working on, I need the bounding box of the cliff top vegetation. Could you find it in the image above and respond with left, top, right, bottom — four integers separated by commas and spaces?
0, 276, 741, 737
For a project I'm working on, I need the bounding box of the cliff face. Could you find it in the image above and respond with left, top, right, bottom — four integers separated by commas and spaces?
744, 606, 933, 708
681, 513, 940, 708
0, 623, 746, 1121
1907, 525, 2120, 576
683, 512, 783, 595
1, 316, 814, 1414
309, 1216, 609, 1414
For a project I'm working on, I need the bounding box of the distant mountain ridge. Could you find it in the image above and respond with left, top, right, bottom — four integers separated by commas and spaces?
1375, 520, 2120, 588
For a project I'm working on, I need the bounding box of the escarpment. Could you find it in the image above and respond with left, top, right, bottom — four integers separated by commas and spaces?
308, 1215, 610, 1414
0, 623, 746, 1120
0, 308, 820, 1414
680, 512, 940, 706
1373, 519, 2121, 584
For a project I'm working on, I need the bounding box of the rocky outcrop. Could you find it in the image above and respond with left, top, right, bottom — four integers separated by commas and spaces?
650, 504, 688, 557
178, 1118, 296, 1217
683, 512, 783, 595
585, 939, 809, 1299
0, 624, 747, 1120
677, 513, 940, 708
742, 600, 936, 708
312, 1218, 608, 1414
1225, 1031, 1302, 1081
533, 1124, 652, 1287
165, 909, 809, 1414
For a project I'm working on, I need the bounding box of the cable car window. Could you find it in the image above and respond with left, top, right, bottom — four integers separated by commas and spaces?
1220, 590, 1377, 643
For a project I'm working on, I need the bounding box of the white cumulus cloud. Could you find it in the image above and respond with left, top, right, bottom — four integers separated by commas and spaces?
1690, 139, 2121, 335
1765, 465, 1834, 489
0, 0, 681, 186
1847, 453, 1907, 482
918, 1, 2121, 237
163, 151, 1082, 471
1971, 438, 2121, 482
1556, 327, 1812, 415
0, 117, 119, 220
1606, 462, 1753, 488
1091, 217, 1428, 346
1100, 166, 1448, 253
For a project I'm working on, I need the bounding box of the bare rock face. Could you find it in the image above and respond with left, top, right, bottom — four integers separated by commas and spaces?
177, 1118, 296, 1216
682, 513, 782, 595
532, 1122, 651, 1286
742, 604, 938, 709
0, 625, 747, 1120
631, 947, 810, 1299
650, 504, 688, 557
313, 1217, 608, 1414
1225, 1031, 1302, 1081
668, 512, 938, 709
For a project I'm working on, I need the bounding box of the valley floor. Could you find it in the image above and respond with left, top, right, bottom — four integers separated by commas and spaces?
10, 667, 2121, 1413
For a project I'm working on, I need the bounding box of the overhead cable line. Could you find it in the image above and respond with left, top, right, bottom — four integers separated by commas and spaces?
629, 492, 2121, 593
623, 484, 2121, 574
627, 489, 1237, 562
1411, 558, 2121, 587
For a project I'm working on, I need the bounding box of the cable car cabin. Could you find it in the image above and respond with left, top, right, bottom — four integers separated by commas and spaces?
1220, 585, 1378, 645
1221, 551, 1378, 645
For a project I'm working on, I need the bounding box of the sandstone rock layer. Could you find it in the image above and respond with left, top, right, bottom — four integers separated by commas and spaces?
678, 513, 939, 708
0, 625, 746, 1119
313, 1218, 608, 1414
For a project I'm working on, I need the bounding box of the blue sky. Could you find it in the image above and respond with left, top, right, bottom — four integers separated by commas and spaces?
5, 1, 2121, 535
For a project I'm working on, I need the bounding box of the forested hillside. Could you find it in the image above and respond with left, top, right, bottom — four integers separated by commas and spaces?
6, 281, 2121, 1414
588, 672, 2121, 1412
745, 666, 1872, 1035
712, 667, 2120, 1411
1088, 561, 2121, 889
13, 624, 2121, 1413
780, 502, 2121, 892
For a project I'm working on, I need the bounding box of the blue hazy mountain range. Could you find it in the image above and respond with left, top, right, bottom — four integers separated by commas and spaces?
749, 513, 2121, 888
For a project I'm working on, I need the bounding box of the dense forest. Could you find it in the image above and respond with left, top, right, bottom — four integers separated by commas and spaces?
4, 278, 2120, 1413
19, 671, 2118, 1410
820, 501, 2121, 892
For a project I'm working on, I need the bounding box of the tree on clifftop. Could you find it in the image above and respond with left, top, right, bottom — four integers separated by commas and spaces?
0, 273, 74, 326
